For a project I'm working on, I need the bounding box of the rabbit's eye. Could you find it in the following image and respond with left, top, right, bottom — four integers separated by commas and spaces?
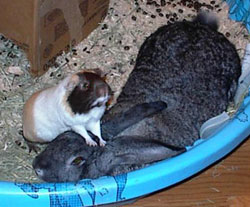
71, 157, 85, 166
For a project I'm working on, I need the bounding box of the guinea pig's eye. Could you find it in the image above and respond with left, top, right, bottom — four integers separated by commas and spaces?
71, 156, 85, 166
79, 82, 89, 91
83, 82, 89, 89
83, 82, 89, 88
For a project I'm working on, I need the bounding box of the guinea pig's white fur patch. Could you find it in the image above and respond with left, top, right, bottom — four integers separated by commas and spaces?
23, 90, 43, 142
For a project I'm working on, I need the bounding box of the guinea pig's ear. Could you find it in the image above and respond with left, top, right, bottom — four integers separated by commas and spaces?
65, 74, 80, 91
68, 156, 86, 167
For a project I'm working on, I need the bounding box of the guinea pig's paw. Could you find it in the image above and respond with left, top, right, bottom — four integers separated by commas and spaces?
85, 138, 98, 146
99, 138, 106, 147
26, 140, 41, 154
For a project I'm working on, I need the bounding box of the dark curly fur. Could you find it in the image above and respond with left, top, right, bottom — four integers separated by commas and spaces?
102, 12, 241, 147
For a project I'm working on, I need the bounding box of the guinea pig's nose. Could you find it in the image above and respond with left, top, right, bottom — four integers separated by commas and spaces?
35, 168, 44, 177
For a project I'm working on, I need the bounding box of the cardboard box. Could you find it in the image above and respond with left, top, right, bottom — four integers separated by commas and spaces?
0, 0, 109, 76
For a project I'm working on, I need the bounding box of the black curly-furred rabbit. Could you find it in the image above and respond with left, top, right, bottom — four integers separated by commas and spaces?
102, 11, 241, 147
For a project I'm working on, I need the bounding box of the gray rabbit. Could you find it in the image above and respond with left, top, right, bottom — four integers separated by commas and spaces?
102, 12, 241, 147
33, 12, 241, 182
33, 131, 185, 182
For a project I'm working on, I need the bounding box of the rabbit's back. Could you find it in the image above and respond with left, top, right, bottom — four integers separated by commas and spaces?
106, 16, 241, 146
121, 20, 240, 106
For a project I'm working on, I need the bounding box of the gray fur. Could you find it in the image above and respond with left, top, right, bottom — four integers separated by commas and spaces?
33, 131, 185, 182
102, 12, 241, 147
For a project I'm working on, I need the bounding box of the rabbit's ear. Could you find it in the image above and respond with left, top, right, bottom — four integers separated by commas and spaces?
135, 143, 186, 163
127, 141, 185, 164
104, 142, 185, 176
102, 101, 168, 139
106, 140, 185, 168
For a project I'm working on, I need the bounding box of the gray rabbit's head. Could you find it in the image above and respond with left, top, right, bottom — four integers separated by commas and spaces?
33, 131, 185, 182
32, 131, 96, 182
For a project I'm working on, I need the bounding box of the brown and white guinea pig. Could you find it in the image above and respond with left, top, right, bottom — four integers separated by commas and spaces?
22, 69, 112, 147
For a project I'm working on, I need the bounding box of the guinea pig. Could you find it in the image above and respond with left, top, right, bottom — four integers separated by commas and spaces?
102, 11, 241, 147
32, 131, 185, 182
23, 69, 111, 148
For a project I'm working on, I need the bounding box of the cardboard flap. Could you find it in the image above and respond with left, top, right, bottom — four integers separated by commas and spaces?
40, 0, 84, 43
0, 0, 109, 76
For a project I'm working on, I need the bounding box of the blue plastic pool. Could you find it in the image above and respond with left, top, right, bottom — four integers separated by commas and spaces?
0, 87, 250, 207
1, 1, 250, 205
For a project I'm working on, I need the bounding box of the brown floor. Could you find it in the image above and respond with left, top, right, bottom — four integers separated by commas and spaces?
124, 137, 250, 207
